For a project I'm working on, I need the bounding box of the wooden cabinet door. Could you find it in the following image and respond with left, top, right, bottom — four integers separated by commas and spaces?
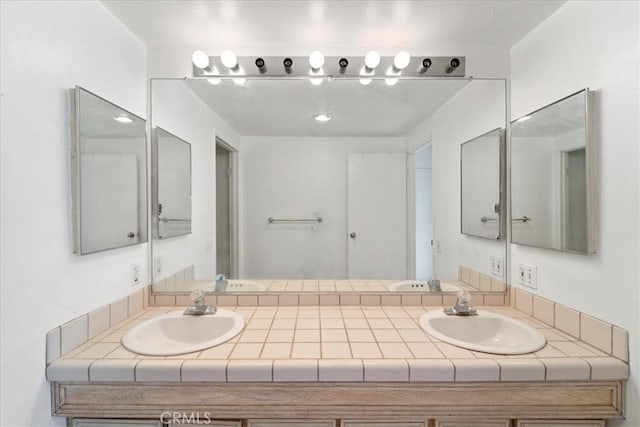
342, 421, 426, 427
517, 421, 605, 427
247, 421, 335, 427
436, 421, 511, 427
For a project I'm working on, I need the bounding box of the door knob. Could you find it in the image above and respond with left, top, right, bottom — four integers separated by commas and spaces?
350, 232, 357, 238
127, 232, 135, 238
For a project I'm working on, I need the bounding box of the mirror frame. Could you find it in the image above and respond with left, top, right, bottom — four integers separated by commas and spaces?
460, 127, 506, 240
509, 88, 596, 255
70, 86, 148, 255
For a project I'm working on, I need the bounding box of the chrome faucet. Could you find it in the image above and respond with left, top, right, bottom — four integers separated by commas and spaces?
183, 289, 217, 315
443, 290, 477, 316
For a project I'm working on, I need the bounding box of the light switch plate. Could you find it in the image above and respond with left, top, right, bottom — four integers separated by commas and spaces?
518, 264, 537, 289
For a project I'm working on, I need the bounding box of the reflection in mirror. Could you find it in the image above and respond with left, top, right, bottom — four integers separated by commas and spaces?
152, 127, 192, 239
71, 87, 147, 255
151, 78, 507, 294
460, 128, 505, 240
511, 89, 594, 254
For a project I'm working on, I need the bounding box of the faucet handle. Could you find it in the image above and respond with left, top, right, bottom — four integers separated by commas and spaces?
456, 290, 471, 306
190, 289, 205, 305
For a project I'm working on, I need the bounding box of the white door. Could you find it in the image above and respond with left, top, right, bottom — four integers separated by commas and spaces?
347, 153, 407, 279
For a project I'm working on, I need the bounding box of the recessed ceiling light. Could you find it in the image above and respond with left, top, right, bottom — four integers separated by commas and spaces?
314, 114, 331, 122
113, 114, 133, 124
517, 115, 532, 122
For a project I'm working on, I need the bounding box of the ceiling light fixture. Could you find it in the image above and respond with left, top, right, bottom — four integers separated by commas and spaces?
220, 50, 238, 69
309, 50, 325, 70
255, 58, 267, 74
338, 58, 349, 73
446, 57, 461, 73
393, 51, 411, 70
113, 114, 133, 124
192, 50, 210, 69
314, 114, 331, 122
419, 58, 432, 74
364, 50, 381, 70
283, 57, 293, 73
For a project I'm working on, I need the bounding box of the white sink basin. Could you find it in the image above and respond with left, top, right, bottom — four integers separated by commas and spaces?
419, 310, 546, 355
389, 281, 461, 292
226, 280, 266, 292
122, 309, 244, 356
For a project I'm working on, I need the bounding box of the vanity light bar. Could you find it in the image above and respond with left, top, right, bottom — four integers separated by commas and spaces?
192, 55, 466, 79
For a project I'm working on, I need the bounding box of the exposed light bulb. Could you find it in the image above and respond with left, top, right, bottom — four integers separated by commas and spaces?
393, 51, 411, 70
314, 114, 331, 122
220, 49, 238, 69
359, 78, 372, 86
113, 114, 133, 124
385, 78, 399, 86
192, 50, 210, 69
206, 66, 221, 85
309, 50, 325, 70
364, 50, 381, 69
310, 78, 323, 86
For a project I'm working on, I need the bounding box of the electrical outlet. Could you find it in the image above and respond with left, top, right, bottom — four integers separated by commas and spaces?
490, 256, 504, 277
518, 264, 537, 289
131, 263, 141, 286
154, 256, 162, 277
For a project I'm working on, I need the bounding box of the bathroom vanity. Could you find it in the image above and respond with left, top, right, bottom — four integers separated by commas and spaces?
47, 290, 627, 427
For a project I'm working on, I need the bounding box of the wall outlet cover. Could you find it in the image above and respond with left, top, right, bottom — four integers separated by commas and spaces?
518, 264, 537, 289
490, 256, 504, 277
131, 263, 141, 286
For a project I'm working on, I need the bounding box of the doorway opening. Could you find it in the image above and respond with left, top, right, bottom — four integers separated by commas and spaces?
215, 139, 237, 278
412, 143, 434, 280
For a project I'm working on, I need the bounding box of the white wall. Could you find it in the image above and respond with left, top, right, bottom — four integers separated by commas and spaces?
151, 79, 240, 283
238, 136, 404, 278
0, 1, 147, 426
510, 2, 640, 426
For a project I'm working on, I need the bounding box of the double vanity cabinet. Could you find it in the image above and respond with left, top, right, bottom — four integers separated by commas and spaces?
48, 292, 627, 427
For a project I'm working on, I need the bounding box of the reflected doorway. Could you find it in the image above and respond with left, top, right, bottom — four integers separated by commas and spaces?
414, 143, 433, 280
216, 139, 236, 278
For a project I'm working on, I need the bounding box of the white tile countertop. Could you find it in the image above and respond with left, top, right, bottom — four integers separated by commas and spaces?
47, 305, 629, 383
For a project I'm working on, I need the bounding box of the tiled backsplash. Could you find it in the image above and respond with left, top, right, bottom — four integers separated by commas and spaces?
511, 286, 628, 362
152, 265, 194, 292
46, 286, 150, 364
151, 291, 510, 308
459, 265, 507, 292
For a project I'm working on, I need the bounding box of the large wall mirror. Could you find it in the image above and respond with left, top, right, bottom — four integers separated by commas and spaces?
71, 87, 147, 255
511, 88, 595, 254
151, 77, 507, 294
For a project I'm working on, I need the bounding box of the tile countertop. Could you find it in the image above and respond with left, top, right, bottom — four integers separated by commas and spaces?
46, 305, 629, 383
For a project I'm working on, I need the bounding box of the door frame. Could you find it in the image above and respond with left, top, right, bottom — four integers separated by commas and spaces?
215, 137, 239, 278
